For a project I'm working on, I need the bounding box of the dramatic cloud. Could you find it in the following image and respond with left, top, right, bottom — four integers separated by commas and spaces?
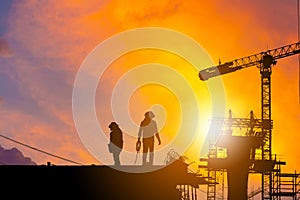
0, 145, 36, 165
115, 0, 183, 22
0, 0, 298, 179
0, 1, 115, 165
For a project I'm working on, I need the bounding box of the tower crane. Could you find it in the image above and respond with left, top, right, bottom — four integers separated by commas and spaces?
199, 41, 300, 200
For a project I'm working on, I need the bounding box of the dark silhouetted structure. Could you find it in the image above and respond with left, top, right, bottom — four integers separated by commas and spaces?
199, 42, 300, 199
0, 160, 208, 200
199, 110, 300, 200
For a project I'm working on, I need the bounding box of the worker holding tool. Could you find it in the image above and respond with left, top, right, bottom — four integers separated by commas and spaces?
137, 111, 161, 166
134, 137, 141, 165
108, 122, 123, 166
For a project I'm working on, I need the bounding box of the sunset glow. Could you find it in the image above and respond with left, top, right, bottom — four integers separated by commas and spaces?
0, 1, 299, 198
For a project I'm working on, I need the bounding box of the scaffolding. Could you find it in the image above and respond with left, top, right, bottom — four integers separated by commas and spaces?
207, 144, 217, 200
198, 144, 227, 200
177, 185, 198, 200
248, 187, 262, 200
199, 110, 265, 200
166, 150, 208, 200
272, 160, 300, 200
198, 110, 300, 200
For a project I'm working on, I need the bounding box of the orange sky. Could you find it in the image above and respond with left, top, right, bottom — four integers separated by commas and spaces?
0, 0, 299, 197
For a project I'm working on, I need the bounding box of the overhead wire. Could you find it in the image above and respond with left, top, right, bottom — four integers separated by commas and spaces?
0, 133, 83, 165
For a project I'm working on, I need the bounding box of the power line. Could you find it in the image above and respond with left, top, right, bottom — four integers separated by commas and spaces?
0, 133, 83, 165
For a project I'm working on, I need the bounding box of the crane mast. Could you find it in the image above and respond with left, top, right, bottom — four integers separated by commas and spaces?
199, 42, 300, 200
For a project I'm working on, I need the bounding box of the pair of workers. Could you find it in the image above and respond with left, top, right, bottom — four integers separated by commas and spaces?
108, 111, 161, 166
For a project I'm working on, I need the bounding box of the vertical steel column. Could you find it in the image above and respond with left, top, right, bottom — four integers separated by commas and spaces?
260, 54, 273, 199
207, 144, 217, 200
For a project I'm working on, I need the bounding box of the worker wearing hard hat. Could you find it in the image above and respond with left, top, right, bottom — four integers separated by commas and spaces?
137, 111, 161, 166
108, 122, 123, 166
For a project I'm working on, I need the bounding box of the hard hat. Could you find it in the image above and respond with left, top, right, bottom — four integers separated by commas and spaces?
145, 111, 155, 118
109, 122, 118, 129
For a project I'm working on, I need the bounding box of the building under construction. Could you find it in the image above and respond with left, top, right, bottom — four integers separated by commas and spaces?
1, 42, 300, 200
196, 41, 300, 200
198, 109, 300, 200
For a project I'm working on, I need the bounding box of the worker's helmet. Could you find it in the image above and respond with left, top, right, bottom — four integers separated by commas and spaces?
145, 111, 155, 119
109, 122, 118, 129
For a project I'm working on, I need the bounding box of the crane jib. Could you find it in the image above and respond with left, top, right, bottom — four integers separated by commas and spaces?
199, 41, 300, 81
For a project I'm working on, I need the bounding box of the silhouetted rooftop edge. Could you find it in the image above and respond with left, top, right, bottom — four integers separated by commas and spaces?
0, 160, 207, 200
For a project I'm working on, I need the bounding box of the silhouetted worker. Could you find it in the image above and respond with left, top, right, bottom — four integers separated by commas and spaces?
137, 111, 161, 166
108, 122, 123, 166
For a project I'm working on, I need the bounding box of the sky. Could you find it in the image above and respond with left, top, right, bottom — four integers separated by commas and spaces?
0, 0, 299, 198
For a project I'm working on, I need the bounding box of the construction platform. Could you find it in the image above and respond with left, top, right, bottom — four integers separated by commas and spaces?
0, 160, 207, 200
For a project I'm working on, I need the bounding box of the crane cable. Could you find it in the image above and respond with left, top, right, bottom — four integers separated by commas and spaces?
0, 133, 83, 165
